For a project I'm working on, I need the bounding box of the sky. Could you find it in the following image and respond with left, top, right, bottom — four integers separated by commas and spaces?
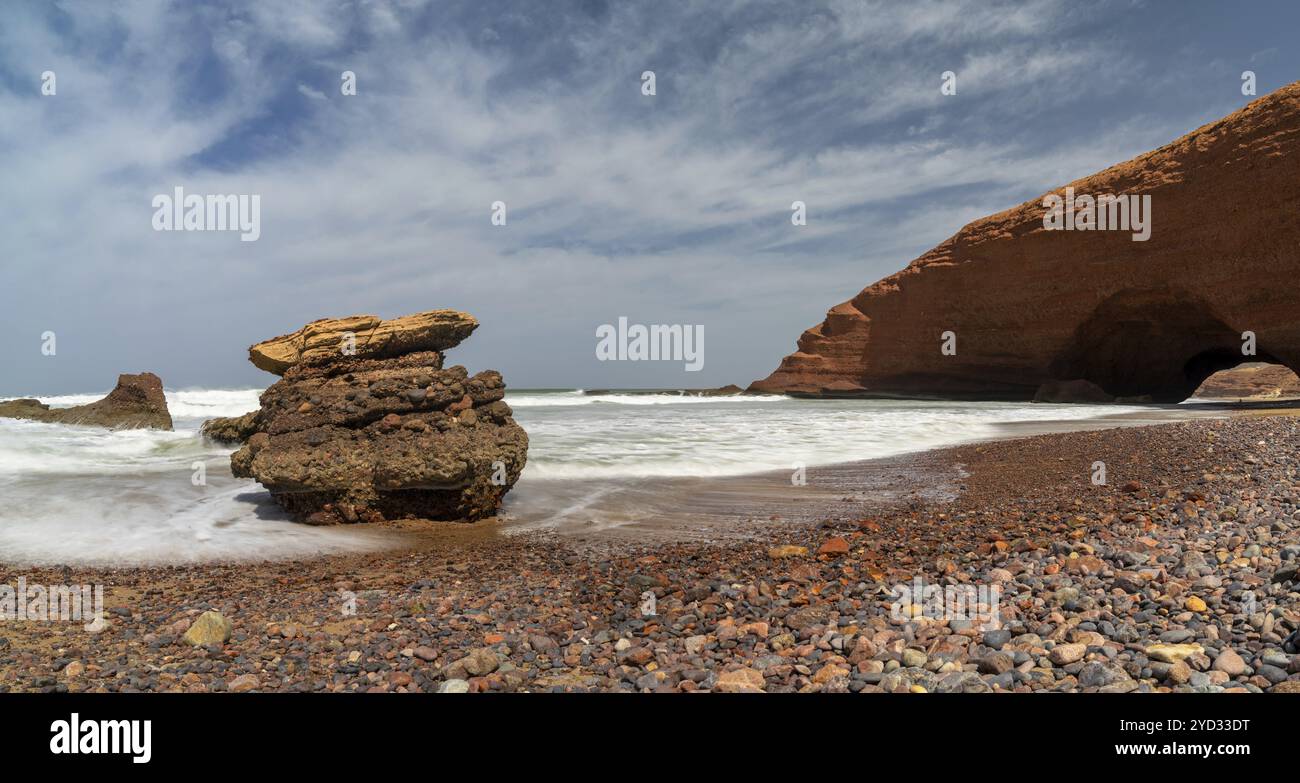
0, 0, 1296, 395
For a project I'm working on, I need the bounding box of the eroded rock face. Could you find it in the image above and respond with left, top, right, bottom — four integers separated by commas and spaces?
0, 373, 173, 430
751, 82, 1300, 403
230, 311, 527, 525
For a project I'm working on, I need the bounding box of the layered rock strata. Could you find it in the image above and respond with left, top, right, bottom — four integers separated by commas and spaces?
228, 310, 528, 525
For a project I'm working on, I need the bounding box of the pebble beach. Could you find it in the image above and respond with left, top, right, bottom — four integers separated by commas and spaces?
2, 413, 1299, 693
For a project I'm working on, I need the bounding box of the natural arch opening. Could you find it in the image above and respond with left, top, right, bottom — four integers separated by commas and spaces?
1191, 361, 1300, 401
1048, 288, 1296, 403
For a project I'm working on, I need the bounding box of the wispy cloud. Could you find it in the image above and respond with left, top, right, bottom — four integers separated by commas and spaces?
0, 0, 1289, 392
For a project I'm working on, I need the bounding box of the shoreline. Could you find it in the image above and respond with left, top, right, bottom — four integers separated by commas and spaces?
0, 392, 1240, 568
2, 410, 1298, 691
1, 401, 1260, 573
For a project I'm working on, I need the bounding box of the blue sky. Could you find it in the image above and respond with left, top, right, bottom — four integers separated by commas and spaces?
0, 0, 1295, 394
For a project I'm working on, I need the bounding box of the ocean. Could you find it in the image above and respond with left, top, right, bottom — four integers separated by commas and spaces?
0, 388, 1222, 566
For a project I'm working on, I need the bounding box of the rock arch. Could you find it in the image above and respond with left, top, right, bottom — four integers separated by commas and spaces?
1048, 288, 1276, 402
751, 81, 1300, 402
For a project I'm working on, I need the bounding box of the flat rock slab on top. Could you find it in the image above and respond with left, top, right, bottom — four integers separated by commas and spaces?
249, 310, 479, 375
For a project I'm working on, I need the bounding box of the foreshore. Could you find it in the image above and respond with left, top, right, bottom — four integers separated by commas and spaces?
2, 413, 1298, 693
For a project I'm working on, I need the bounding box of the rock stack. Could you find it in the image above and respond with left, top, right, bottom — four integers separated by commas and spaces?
0, 372, 173, 430
227, 310, 528, 525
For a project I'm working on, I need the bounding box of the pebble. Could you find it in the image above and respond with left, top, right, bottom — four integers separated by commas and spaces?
1049, 643, 1086, 665
901, 649, 928, 668
715, 668, 765, 693
438, 679, 470, 694
1212, 649, 1246, 676
182, 611, 232, 647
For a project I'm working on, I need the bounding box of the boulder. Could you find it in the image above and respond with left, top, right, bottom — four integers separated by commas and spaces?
689, 384, 744, 396
231, 311, 527, 525
751, 81, 1300, 402
200, 410, 260, 444
1033, 379, 1114, 403
249, 310, 478, 375
0, 373, 173, 430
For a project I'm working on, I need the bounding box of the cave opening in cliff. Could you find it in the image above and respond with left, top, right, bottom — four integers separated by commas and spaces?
1050, 289, 1256, 403
1184, 347, 1270, 392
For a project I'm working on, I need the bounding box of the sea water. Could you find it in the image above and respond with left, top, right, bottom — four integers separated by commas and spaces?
0, 388, 1217, 565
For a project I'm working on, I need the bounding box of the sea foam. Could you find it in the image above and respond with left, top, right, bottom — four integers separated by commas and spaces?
0, 387, 1197, 565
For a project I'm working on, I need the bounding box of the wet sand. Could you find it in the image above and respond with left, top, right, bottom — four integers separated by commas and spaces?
497, 454, 963, 547
494, 400, 1235, 546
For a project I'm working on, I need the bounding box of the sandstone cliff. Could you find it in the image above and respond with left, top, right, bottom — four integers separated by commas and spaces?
751, 82, 1300, 403
229, 310, 528, 525
0, 373, 173, 430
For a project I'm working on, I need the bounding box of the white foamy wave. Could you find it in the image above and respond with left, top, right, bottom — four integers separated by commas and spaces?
505, 390, 788, 407
511, 399, 1161, 480
0, 480, 396, 567
0, 418, 201, 475
0, 386, 1209, 565
5, 387, 264, 422
24, 392, 106, 407
0, 412, 395, 564
165, 388, 262, 420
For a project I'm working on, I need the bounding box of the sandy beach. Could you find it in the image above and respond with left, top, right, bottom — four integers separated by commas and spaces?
2, 409, 1297, 693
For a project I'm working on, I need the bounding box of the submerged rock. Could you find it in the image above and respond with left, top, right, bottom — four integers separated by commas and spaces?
693, 384, 744, 396
201, 410, 260, 444
231, 310, 528, 525
0, 372, 173, 430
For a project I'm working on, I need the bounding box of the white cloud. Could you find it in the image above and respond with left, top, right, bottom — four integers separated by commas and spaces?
0, 0, 1237, 391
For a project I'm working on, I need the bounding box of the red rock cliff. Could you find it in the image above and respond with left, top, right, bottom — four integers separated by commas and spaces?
750, 82, 1300, 403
